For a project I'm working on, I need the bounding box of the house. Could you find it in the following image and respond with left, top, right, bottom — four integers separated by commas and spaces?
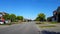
0, 12, 9, 24
47, 6, 60, 22
0, 12, 8, 20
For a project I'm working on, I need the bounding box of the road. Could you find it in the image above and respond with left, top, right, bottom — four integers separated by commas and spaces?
0, 22, 40, 34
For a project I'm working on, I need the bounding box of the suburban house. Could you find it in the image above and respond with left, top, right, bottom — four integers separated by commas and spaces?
0, 12, 10, 24
47, 7, 60, 22
0, 12, 7, 20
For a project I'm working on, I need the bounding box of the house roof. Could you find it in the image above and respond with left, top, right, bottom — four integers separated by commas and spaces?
0, 12, 8, 15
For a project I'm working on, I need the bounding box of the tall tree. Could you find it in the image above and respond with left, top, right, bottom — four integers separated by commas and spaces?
3, 14, 10, 20
16, 16, 23, 20
47, 17, 52, 22
35, 13, 46, 21
9, 14, 16, 22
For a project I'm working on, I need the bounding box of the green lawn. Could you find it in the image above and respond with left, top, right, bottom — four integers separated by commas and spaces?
39, 25, 56, 28
50, 22, 57, 24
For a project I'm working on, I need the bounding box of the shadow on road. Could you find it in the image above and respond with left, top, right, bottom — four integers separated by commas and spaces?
39, 30, 60, 34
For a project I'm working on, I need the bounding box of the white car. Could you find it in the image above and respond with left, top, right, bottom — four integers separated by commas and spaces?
5, 20, 9, 23
0, 20, 4, 24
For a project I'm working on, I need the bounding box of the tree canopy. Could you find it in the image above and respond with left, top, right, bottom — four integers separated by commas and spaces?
3, 13, 24, 22
3, 14, 10, 20
16, 16, 23, 20
9, 14, 16, 22
35, 13, 46, 21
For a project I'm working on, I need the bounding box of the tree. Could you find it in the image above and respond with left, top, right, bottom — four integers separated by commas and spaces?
3, 14, 10, 20
9, 14, 16, 22
47, 17, 52, 22
16, 16, 23, 20
35, 17, 40, 21
35, 13, 46, 21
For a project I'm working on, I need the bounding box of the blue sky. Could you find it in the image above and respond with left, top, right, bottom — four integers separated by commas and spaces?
0, 0, 60, 20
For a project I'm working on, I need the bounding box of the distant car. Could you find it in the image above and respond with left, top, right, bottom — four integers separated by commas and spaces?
0, 20, 4, 24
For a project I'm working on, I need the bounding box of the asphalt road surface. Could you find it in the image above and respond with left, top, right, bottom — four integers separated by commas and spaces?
0, 22, 40, 34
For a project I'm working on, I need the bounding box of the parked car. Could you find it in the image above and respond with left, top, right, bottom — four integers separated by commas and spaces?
5, 20, 9, 23
0, 20, 4, 24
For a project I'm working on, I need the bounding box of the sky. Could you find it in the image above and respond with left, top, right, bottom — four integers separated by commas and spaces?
0, 0, 60, 20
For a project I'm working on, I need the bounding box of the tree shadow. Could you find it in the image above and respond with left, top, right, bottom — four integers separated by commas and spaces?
39, 30, 60, 34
